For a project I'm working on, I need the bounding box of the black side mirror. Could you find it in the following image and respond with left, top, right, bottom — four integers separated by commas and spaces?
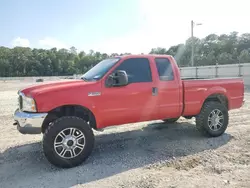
106, 70, 128, 87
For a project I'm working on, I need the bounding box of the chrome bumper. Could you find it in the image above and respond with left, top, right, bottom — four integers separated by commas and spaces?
13, 109, 48, 134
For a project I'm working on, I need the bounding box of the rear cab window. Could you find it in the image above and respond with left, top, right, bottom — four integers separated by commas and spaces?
114, 58, 152, 83
154, 58, 174, 81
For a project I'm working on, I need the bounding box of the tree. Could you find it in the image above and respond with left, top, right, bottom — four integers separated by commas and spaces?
239, 49, 250, 63
217, 52, 234, 65
1, 31, 250, 77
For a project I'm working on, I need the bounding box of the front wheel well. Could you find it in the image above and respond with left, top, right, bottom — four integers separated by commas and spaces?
41, 105, 97, 133
203, 94, 229, 109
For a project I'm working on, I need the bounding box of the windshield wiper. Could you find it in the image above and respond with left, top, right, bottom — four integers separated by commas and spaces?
80, 76, 89, 81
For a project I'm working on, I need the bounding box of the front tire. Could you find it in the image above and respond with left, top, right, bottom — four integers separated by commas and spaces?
42, 116, 94, 168
196, 101, 228, 137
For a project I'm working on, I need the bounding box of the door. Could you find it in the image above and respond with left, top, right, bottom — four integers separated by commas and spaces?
99, 57, 158, 127
153, 57, 181, 119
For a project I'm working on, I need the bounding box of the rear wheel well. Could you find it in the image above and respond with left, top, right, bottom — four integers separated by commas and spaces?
41, 105, 97, 133
203, 94, 228, 109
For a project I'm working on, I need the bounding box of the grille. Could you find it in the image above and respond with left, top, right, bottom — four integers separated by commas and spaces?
18, 95, 23, 110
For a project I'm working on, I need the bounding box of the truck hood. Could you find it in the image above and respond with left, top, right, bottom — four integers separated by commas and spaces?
20, 79, 92, 97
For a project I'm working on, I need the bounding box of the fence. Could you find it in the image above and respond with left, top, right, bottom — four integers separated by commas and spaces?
179, 63, 250, 86
0, 75, 75, 82
1, 63, 250, 86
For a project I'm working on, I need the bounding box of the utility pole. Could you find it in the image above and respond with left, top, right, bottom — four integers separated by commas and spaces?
191, 20, 194, 67
191, 20, 202, 67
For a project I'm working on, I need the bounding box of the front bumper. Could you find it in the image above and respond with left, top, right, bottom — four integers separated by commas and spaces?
13, 109, 48, 134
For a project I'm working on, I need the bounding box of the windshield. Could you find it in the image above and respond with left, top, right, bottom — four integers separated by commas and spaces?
81, 58, 120, 81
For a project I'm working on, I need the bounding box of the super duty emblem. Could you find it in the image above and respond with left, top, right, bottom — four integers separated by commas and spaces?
88, 92, 101, 96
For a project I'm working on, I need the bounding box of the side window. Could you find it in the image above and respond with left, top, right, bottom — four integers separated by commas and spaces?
155, 58, 174, 81
114, 58, 152, 83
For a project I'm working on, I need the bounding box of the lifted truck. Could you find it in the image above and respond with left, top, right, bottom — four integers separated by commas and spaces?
13, 54, 245, 168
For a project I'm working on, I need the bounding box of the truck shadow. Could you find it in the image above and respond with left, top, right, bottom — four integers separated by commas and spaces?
0, 121, 233, 188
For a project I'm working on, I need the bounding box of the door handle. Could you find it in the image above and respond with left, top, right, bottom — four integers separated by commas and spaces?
152, 87, 158, 96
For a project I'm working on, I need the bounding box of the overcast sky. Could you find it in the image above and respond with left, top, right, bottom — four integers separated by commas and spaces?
1, 0, 249, 54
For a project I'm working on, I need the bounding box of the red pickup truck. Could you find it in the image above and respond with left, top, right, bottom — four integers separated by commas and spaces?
13, 54, 245, 168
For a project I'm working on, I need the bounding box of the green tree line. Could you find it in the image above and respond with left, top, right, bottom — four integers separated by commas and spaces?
1, 31, 250, 77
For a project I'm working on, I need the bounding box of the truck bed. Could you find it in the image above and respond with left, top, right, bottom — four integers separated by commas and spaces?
181, 77, 245, 116
181, 77, 240, 80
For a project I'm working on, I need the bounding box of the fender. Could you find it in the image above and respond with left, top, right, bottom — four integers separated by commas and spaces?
201, 86, 230, 108
35, 91, 103, 127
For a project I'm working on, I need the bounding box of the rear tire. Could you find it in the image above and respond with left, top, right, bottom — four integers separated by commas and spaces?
42, 116, 94, 168
163, 117, 180, 123
196, 101, 228, 137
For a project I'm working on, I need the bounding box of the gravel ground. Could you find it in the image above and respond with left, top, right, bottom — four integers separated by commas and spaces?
0, 81, 250, 188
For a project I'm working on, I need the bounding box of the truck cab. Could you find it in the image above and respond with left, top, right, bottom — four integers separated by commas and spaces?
88, 55, 183, 127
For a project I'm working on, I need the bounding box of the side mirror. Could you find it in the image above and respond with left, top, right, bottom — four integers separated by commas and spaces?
106, 70, 128, 87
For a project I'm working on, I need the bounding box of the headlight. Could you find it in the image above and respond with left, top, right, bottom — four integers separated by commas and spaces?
18, 92, 37, 112
22, 95, 36, 112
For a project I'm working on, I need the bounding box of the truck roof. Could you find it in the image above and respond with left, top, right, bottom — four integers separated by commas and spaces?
114, 54, 173, 59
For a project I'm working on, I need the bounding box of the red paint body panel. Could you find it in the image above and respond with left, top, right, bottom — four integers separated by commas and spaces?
182, 78, 244, 116
20, 55, 245, 129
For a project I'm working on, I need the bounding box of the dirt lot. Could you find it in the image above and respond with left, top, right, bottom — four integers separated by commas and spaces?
0, 81, 249, 188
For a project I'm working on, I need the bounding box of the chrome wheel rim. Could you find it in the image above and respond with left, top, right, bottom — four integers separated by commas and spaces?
208, 109, 224, 131
54, 128, 85, 159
